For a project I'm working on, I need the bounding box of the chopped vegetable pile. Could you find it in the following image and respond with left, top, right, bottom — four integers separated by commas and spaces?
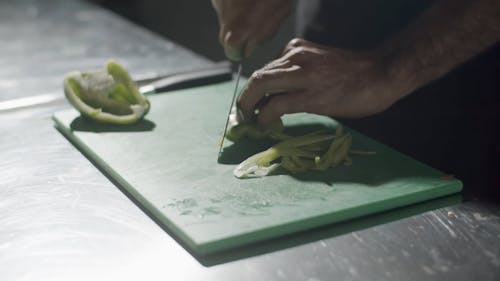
226, 108, 356, 179
63, 60, 150, 124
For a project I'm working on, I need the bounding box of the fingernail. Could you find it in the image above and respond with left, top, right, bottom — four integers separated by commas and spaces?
225, 46, 243, 62
236, 107, 245, 123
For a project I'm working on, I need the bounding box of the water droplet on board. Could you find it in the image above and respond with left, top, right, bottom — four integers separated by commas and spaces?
168, 198, 197, 208
201, 206, 222, 216
250, 201, 272, 209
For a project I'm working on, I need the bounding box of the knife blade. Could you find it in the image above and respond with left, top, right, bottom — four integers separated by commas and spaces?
217, 63, 242, 157
138, 62, 232, 95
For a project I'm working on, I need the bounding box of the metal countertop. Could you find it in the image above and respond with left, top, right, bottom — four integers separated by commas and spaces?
1, 1, 499, 280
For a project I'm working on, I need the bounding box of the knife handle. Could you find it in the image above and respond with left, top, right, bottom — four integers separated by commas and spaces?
140, 61, 233, 95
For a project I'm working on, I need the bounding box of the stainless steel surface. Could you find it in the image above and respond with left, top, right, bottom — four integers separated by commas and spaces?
0, 94, 65, 112
218, 63, 242, 156
0, 0, 210, 102
1, 1, 500, 280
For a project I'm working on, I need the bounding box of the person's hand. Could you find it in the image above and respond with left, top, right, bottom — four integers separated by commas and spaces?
237, 38, 404, 127
211, 0, 291, 61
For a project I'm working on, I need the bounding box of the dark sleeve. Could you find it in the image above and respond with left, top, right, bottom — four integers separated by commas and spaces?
295, 0, 433, 50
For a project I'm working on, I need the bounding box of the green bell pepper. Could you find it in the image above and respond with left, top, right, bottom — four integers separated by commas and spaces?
63, 60, 150, 124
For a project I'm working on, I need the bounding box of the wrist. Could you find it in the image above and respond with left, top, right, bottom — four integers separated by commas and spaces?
358, 45, 413, 112
372, 42, 422, 106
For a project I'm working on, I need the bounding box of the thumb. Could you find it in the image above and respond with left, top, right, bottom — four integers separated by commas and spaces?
223, 31, 245, 61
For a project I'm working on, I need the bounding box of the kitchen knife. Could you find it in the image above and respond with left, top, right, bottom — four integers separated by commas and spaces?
217, 63, 242, 157
139, 62, 232, 95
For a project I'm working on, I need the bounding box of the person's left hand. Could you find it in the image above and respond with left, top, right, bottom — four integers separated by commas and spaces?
237, 38, 404, 127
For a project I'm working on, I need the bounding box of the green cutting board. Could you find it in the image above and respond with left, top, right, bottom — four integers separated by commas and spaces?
53, 81, 462, 256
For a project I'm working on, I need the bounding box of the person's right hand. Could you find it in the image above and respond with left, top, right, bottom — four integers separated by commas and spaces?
211, 0, 291, 61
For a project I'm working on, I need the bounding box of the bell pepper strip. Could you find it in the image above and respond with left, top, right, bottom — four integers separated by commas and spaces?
63, 60, 150, 125
233, 127, 355, 178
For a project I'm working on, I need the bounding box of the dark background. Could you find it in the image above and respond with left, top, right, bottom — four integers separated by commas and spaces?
91, 0, 296, 76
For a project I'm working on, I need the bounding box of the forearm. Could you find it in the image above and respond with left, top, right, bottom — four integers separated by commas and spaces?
380, 0, 500, 101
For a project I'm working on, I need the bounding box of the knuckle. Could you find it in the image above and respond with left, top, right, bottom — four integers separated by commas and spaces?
250, 70, 267, 82
287, 46, 308, 61
294, 46, 307, 55
288, 38, 306, 48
